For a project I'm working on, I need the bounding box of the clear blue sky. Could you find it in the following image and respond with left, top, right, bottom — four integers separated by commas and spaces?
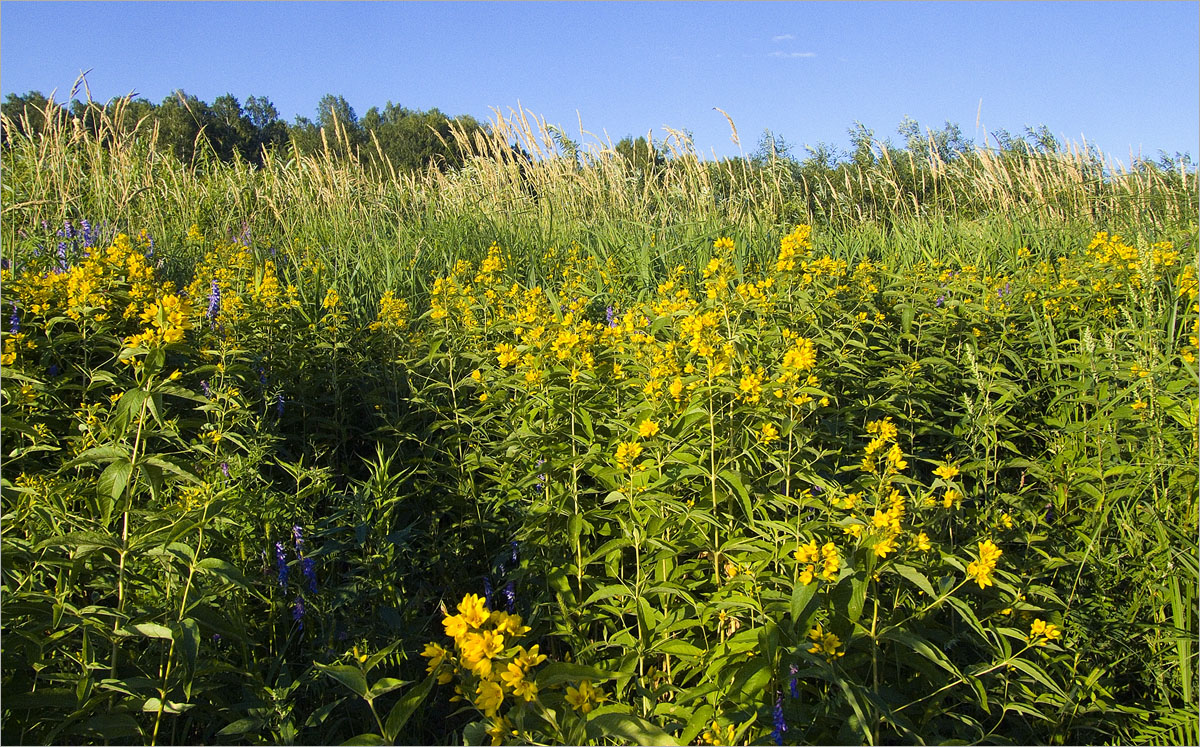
2, 1, 1197, 163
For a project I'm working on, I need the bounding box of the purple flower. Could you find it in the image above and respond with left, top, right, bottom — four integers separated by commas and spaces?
935, 294, 945, 308
80, 220, 94, 248
789, 664, 799, 699
483, 576, 493, 606
510, 541, 519, 565
605, 305, 617, 327
200, 380, 211, 397
771, 691, 787, 745
48, 364, 59, 377
300, 556, 317, 593
275, 542, 289, 587
292, 525, 305, 553
292, 597, 305, 629
212, 633, 221, 643
207, 280, 221, 320
57, 242, 68, 271
59, 221, 73, 239
276, 393, 285, 417
220, 462, 230, 479
8, 303, 19, 334
501, 581, 516, 613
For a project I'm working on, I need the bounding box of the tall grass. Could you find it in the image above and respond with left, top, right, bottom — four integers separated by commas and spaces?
3, 96, 1195, 310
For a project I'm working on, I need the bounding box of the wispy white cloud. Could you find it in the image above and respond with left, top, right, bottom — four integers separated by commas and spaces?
769, 51, 816, 58
771, 33, 795, 42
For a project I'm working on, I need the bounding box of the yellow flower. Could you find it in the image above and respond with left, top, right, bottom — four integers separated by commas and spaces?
457, 593, 491, 629
475, 680, 504, 717
807, 623, 845, 659
873, 534, 897, 558
1028, 618, 1062, 645
966, 540, 1002, 589
485, 717, 514, 746
490, 610, 531, 638
933, 463, 960, 481
565, 680, 606, 713
443, 614, 469, 641
514, 644, 547, 670
615, 440, 643, 470
500, 662, 539, 701
461, 630, 505, 664
758, 422, 780, 445
638, 419, 660, 438
713, 236, 735, 253
914, 532, 932, 551
700, 721, 738, 746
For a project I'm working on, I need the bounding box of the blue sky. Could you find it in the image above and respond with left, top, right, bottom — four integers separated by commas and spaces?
2, 1, 1197, 163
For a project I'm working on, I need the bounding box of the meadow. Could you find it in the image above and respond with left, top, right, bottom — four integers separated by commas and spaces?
1, 99, 1197, 746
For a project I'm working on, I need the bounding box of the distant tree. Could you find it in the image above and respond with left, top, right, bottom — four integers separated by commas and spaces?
614, 135, 664, 173
314, 93, 363, 158
1, 91, 58, 143
244, 95, 290, 159
751, 129, 797, 165
153, 90, 213, 163
209, 94, 258, 162
847, 121, 877, 168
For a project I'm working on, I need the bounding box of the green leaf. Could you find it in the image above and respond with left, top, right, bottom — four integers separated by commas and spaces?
176, 618, 200, 674
132, 622, 174, 640
586, 711, 680, 746
317, 663, 370, 698
340, 734, 385, 746
894, 564, 936, 598
368, 676, 410, 699
879, 628, 962, 678
1007, 657, 1066, 697
61, 445, 129, 470
654, 639, 705, 657
789, 579, 820, 633
383, 671, 436, 742
536, 662, 619, 688
142, 697, 195, 714
142, 455, 204, 485
195, 557, 250, 589
97, 459, 134, 504
217, 717, 265, 737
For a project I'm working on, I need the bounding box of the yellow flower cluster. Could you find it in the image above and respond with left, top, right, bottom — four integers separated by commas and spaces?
429, 594, 544, 719
966, 539, 1002, 589
860, 417, 905, 475
807, 622, 845, 660
700, 720, 738, 746
1028, 618, 1063, 646
794, 540, 840, 584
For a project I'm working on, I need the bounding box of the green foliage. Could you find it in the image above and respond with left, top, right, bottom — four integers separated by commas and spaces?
0, 100, 1196, 745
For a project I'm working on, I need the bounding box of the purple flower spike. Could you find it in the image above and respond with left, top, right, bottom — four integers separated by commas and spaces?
501, 581, 516, 613
207, 280, 221, 320
293, 597, 305, 629
275, 542, 289, 588
772, 691, 787, 745
300, 556, 317, 593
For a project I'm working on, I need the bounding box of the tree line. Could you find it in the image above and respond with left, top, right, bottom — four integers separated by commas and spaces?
2, 88, 1192, 207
